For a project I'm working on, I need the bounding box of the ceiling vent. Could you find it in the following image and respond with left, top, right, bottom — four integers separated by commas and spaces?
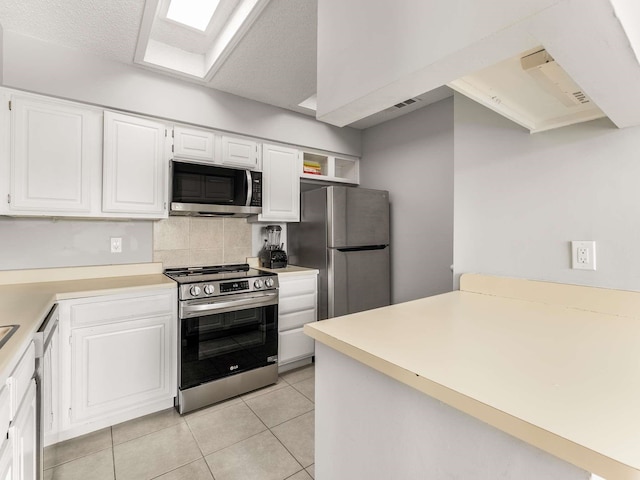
394, 98, 420, 109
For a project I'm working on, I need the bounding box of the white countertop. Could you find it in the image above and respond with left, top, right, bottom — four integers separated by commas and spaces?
0, 263, 175, 382
305, 274, 640, 480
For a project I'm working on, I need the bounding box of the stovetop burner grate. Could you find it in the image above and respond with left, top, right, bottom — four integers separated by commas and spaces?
164, 263, 250, 278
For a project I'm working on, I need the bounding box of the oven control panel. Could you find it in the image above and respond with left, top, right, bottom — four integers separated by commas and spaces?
179, 275, 279, 300
220, 280, 249, 293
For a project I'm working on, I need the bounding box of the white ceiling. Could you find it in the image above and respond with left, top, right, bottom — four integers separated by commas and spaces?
0, 0, 447, 128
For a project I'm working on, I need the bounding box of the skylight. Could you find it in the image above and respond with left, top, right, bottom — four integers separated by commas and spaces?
166, 0, 220, 31
135, 0, 270, 81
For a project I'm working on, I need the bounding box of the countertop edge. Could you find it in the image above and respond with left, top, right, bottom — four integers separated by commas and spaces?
0, 262, 164, 285
304, 314, 640, 480
256, 265, 319, 276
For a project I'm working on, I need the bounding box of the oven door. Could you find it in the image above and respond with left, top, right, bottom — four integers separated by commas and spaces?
179, 290, 278, 390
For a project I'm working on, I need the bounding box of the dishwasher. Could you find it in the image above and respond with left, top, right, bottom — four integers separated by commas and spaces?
33, 304, 59, 480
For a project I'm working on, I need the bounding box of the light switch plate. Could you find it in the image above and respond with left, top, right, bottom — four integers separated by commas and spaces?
571, 240, 596, 270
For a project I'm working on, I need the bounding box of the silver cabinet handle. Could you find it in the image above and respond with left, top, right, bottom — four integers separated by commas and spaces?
246, 170, 253, 207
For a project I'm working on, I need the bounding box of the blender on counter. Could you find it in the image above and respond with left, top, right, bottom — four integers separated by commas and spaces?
259, 225, 288, 268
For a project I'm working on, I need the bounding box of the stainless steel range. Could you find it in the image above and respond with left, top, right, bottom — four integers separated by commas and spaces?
164, 264, 279, 414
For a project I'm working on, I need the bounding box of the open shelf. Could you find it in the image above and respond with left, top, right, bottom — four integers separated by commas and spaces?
301, 151, 359, 184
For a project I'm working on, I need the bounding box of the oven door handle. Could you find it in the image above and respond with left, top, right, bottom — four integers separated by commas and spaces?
181, 291, 278, 317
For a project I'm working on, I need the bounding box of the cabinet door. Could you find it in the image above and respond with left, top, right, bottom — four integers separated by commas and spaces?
10, 96, 101, 214
259, 144, 300, 222
10, 381, 36, 480
221, 135, 260, 170
0, 438, 12, 480
69, 314, 174, 426
103, 111, 168, 217
174, 126, 215, 162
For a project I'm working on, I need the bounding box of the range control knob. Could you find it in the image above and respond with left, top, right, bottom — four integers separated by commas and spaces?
189, 285, 201, 297
203, 284, 214, 295
264, 278, 274, 288
254, 279, 264, 289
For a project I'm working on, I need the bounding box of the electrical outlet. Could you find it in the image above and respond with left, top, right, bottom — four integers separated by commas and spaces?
571, 240, 596, 270
110, 237, 122, 254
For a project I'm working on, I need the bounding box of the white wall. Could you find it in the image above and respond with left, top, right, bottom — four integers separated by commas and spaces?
361, 98, 453, 303
316, 0, 555, 124
316, 0, 640, 131
0, 218, 152, 270
2, 31, 361, 157
454, 93, 640, 291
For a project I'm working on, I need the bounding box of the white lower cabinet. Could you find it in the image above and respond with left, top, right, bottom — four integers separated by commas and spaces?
0, 437, 12, 480
1, 342, 36, 480
278, 273, 318, 368
55, 289, 177, 442
9, 382, 36, 480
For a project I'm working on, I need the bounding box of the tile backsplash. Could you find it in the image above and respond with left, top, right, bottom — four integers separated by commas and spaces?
153, 217, 252, 268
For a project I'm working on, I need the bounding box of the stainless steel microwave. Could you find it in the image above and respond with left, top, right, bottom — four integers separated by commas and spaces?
170, 160, 262, 217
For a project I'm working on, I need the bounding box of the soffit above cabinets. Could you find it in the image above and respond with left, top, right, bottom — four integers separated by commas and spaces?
449, 47, 606, 133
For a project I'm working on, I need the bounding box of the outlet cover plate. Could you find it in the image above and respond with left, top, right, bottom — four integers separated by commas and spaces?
110, 237, 122, 254
571, 240, 596, 270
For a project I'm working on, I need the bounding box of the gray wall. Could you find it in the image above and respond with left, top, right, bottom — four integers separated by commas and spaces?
2, 31, 361, 157
0, 218, 152, 270
361, 98, 454, 303
454, 93, 640, 291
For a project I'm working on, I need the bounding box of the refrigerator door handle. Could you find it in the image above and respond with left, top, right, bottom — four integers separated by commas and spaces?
336, 245, 388, 252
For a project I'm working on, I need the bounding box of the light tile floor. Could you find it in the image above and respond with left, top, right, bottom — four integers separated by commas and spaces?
44, 364, 315, 480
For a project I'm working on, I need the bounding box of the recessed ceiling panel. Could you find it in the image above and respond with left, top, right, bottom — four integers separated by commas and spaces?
449, 47, 606, 133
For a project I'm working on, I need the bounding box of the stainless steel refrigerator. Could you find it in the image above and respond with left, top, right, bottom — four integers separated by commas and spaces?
288, 186, 390, 319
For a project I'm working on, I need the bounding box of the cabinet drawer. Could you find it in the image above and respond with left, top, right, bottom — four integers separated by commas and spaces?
279, 309, 316, 332
279, 328, 314, 365
70, 292, 175, 328
279, 293, 316, 315
7, 342, 35, 420
279, 276, 317, 298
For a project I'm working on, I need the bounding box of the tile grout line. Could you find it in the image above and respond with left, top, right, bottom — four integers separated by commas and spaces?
241, 395, 310, 474
110, 427, 116, 480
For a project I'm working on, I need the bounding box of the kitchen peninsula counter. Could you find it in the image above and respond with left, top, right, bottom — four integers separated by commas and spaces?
305, 274, 640, 480
0, 263, 174, 382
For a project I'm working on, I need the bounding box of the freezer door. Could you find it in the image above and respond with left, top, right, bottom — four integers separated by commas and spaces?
328, 187, 389, 248
328, 246, 390, 318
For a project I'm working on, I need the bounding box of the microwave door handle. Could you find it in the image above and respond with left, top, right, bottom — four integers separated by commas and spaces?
245, 170, 252, 207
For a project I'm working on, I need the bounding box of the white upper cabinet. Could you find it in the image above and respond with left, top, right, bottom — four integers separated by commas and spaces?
103, 111, 169, 218
7, 95, 102, 215
258, 144, 300, 222
221, 135, 261, 170
173, 126, 215, 163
